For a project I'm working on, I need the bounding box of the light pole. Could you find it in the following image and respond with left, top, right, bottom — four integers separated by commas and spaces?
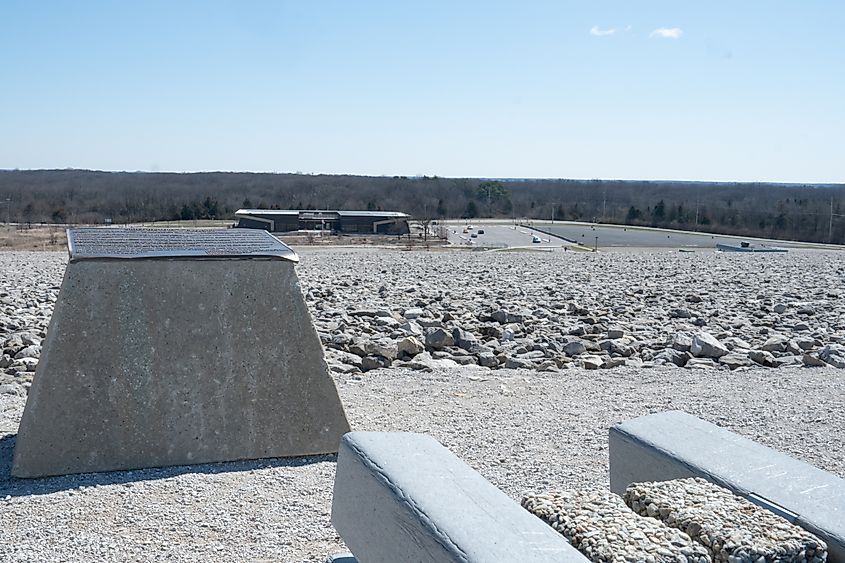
602, 188, 607, 221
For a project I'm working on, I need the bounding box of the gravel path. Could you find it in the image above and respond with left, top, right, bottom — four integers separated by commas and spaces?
3, 364, 844, 562
1, 248, 844, 561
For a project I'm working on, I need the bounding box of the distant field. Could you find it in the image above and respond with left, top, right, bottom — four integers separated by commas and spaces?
0, 222, 438, 252
0, 225, 67, 251
135, 219, 235, 228
0, 221, 237, 252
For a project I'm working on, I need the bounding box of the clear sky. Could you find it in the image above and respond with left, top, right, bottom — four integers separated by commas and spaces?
1, 1, 842, 183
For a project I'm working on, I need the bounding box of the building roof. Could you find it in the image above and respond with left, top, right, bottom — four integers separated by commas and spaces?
235, 209, 409, 219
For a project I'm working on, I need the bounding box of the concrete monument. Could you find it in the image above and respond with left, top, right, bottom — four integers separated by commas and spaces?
12, 228, 350, 478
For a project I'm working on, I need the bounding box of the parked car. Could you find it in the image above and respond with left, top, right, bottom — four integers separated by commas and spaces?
477, 229, 485, 234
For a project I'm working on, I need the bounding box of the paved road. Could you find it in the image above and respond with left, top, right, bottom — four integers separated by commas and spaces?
530, 222, 809, 249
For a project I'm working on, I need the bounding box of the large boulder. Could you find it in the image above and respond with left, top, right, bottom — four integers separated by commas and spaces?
653, 349, 690, 367
477, 352, 499, 368
748, 350, 777, 367
452, 327, 478, 351
361, 355, 392, 372
818, 344, 845, 368
563, 340, 587, 357
364, 339, 398, 361
505, 356, 534, 370
719, 353, 752, 370
802, 353, 828, 368
425, 328, 455, 350
761, 334, 788, 353
397, 336, 425, 358
14, 345, 40, 360
670, 333, 692, 352
581, 355, 604, 370
690, 332, 729, 358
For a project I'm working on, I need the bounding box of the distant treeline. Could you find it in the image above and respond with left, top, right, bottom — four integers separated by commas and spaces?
1, 169, 843, 244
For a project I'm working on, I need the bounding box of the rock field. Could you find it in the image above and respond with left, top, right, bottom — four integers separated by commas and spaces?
0, 253, 62, 398
625, 478, 827, 563
522, 488, 712, 563
523, 477, 827, 563
0, 247, 844, 561
2, 248, 845, 397
302, 247, 845, 377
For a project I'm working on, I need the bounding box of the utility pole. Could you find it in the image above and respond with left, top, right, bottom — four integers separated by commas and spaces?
830, 196, 835, 244
602, 188, 607, 222
4, 198, 9, 225
594, 236, 598, 252
694, 191, 700, 231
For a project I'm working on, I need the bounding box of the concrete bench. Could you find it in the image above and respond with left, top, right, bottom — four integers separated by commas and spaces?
330, 432, 587, 563
609, 410, 844, 563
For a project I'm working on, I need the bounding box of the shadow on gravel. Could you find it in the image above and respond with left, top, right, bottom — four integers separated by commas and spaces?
0, 433, 335, 499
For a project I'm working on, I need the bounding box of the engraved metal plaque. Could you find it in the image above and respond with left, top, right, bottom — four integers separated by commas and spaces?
67, 228, 298, 262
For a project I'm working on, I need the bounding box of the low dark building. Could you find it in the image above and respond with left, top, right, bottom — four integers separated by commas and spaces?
234, 209, 410, 235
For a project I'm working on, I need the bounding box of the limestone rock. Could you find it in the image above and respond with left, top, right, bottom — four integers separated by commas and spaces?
452, 327, 478, 351
581, 355, 603, 370
690, 333, 728, 358
719, 353, 751, 370
818, 344, 845, 368
563, 340, 587, 357
761, 334, 788, 353
397, 336, 424, 357
425, 328, 454, 350
748, 349, 777, 367
14, 345, 40, 360
802, 353, 828, 367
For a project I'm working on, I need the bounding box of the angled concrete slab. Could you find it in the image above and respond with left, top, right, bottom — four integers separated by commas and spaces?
12, 228, 350, 478
331, 431, 587, 563
609, 410, 844, 563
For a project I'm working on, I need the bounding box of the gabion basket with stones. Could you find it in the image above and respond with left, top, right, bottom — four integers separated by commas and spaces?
522, 488, 712, 563
624, 478, 827, 563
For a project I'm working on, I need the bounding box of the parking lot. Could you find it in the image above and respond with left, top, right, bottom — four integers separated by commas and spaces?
440, 220, 831, 251
444, 223, 571, 249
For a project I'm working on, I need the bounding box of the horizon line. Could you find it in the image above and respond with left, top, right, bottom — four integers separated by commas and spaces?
0, 167, 842, 187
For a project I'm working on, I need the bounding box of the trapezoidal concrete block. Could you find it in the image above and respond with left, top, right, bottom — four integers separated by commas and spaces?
331, 431, 587, 563
12, 228, 350, 478
609, 410, 844, 563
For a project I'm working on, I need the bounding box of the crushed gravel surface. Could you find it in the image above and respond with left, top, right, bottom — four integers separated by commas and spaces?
3, 364, 843, 562
1, 248, 844, 562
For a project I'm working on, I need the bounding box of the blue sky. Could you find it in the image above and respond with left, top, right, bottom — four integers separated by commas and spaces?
1, 1, 842, 182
